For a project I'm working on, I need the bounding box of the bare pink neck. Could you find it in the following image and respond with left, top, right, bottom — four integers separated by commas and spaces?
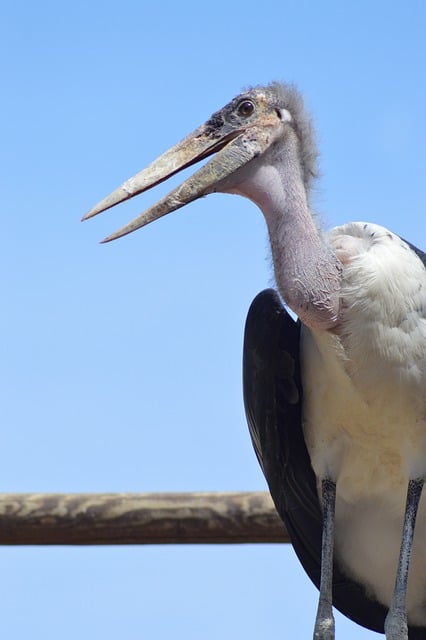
228, 133, 342, 330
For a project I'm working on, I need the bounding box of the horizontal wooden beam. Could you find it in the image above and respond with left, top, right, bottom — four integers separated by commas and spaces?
0, 492, 289, 545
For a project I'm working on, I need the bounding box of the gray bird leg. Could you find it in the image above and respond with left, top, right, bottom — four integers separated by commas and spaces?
385, 478, 424, 640
313, 478, 336, 640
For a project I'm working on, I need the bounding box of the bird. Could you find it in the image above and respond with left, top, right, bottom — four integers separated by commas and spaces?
82, 82, 426, 639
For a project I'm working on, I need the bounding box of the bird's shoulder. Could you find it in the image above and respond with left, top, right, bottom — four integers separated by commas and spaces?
322, 221, 426, 388
327, 221, 426, 269
327, 222, 426, 333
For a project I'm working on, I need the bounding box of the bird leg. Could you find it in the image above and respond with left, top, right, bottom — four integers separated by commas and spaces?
384, 478, 424, 640
313, 478, 336, 640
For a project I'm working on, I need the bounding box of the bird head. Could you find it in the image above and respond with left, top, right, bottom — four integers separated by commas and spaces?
82, 83, 316, 242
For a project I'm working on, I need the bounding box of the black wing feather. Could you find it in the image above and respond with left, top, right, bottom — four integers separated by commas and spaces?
242, 289, 395, 634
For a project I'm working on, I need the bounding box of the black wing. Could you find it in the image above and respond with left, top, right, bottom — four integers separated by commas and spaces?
242, 289, 393, 634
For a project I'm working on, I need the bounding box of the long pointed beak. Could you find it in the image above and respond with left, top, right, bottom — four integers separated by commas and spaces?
82, 121, 265, 243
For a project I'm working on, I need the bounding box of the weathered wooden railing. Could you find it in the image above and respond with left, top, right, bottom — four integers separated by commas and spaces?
0, 492, 289, 545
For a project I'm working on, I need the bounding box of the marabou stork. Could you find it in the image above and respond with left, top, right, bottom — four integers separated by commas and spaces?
83, 83, 426, 639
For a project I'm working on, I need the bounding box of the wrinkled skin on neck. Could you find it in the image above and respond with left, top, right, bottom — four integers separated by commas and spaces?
216, 129, 342, 330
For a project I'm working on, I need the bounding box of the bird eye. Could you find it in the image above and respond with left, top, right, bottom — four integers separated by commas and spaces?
237, 100, 255, 117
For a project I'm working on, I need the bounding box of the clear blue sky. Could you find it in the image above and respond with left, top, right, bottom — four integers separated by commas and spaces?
1, 1, 425, 638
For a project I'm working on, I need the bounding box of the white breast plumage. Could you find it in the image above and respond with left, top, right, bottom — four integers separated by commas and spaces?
301, 221, 426, 624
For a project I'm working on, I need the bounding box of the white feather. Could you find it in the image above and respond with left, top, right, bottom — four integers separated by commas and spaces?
301, 222, 426, 625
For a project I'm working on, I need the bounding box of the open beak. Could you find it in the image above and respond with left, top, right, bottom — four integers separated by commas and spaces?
82, 117, 267, 243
